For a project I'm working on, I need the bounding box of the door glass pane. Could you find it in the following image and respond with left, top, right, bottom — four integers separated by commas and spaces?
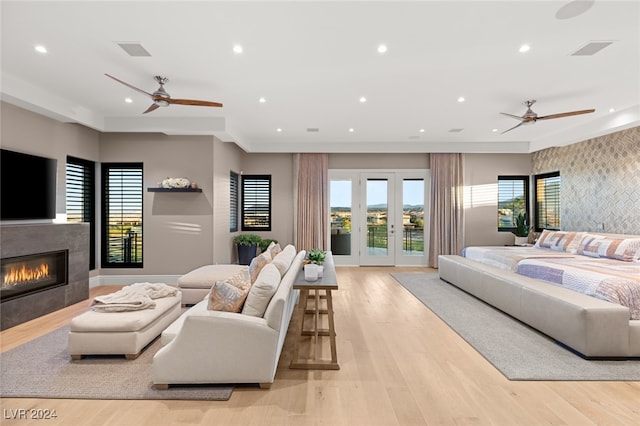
367, 179, 388, 255
403, 179, 424, 256
330, 180, 352, 255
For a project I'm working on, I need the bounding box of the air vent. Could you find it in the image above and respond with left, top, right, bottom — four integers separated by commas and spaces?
570, 41, 613, 56
448, 128, 464, 133
306, 128, 319, 133
117, 43, 152, 57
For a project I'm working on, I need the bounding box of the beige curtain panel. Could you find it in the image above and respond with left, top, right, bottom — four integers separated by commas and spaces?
428, 153, 465, 267
295, 153, 329, 251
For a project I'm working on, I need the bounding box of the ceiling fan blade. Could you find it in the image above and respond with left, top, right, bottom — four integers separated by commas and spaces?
500, 112, 525, 121
105, 74, 153, 98
143, 103, 160, 114
536, 109, 595, 121
166, 98, 223, 108
501, 122, 525, 134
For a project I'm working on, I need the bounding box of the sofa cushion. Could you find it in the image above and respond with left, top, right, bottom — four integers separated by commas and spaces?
178, 264, 248, 289
271, 244, 296, 276
249, 253, 271, 284
242, 263, 281, 317
207, 270, 251, 312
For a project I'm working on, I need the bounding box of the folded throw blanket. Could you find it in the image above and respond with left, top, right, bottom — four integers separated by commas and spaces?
91, 282, 178, 313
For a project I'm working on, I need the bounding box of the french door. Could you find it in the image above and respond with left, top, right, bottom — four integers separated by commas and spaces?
329, 170, 428, 266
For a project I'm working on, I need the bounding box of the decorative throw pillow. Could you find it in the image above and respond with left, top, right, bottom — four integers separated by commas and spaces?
534, 230, 584, 253
611, 238, 640, 261
242, 263, 281, 317
576, 234, 605, 257
207, 281, 250, 312
269, 242, 282, 258
248, 253, 271, 283
579, 236, 640, 261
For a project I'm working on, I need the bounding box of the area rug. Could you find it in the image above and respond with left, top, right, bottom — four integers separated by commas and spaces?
391, 272, 640, 381
0, 326, 233, 400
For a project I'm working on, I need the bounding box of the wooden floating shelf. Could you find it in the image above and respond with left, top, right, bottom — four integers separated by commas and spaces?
147, 187, 202, 193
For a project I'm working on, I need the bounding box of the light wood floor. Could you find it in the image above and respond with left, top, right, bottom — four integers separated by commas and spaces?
1, 267, 639, 426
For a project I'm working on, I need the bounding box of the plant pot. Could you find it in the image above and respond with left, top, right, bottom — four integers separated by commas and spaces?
237, 245, 258, 265
514, 236, 529, 246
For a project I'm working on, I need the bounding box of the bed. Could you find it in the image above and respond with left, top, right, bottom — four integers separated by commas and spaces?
437, 230, 640, 357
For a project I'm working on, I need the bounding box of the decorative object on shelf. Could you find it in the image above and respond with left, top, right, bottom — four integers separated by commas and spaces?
147, 187, 202, 192
161, 177, 191, 189
513, 211, 531, 246
234, 234, 262, 265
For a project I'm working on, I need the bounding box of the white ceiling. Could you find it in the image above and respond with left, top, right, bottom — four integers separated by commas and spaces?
1, 1, 639, 154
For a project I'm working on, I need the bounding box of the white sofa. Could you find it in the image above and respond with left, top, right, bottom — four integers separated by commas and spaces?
152, 248, 305, 389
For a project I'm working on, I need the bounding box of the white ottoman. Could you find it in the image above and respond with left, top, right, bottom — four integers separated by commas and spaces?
177, 264, 248, 305
68, 291, 182, 360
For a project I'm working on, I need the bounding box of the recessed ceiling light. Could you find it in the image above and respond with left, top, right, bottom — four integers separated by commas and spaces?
233, 44, 243, 54
377, 44, 388, 54
349, 128, 355, 133
492, 128, 498, 133
359, 96, 367, 103
457, 96, 465, 103
125, 98, 133, 104
276, 128, 282, 132
419, 129, 425, 133
519, 44, 530, 53
259, 97, 266, 103
34, 45, 47, 54
609, 108, 616, 113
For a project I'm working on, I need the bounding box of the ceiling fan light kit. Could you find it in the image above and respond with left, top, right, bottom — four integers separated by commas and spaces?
500, 100, 595, 134
105, 73, 223, 114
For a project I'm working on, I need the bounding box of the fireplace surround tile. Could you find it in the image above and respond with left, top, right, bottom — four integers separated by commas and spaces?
0, 223, 89, 330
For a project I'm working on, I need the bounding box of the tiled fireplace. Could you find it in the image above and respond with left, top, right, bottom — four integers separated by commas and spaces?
0, 223, 89, 330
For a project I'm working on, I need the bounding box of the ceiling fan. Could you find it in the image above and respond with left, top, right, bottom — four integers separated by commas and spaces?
500, 100, 594, 134
105, 74, 223, 114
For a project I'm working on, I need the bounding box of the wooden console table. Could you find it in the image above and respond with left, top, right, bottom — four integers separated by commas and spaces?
290, 251, 339, 370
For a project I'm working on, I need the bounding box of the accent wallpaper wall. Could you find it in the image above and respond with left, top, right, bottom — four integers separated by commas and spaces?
532, 126, 639, 234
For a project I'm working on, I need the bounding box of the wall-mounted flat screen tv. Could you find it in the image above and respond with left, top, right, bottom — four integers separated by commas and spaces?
0, 149, 57, 221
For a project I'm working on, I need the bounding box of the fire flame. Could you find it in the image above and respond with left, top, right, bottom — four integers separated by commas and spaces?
3, 263, 50, 286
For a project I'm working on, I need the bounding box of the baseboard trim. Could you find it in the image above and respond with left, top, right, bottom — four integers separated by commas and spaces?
89, 275, 181, 288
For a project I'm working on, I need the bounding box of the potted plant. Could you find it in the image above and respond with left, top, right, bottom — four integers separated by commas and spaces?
258, 238, 278, 253
234, 234, 262, 265
306, 248, 326, 265
513, 212, 531, 246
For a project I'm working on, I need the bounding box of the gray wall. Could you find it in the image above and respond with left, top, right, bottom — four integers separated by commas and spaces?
99, 132, 217, 275
463, 153, 532, 247
0, 102, 100, 217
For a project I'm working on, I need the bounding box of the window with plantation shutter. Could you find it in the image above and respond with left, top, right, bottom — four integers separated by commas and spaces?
230, 171, 239, 232
497, 175, 529, 232
535, 171, 561, 231
241, 175, 271, 231
101, 163, 143, 268
66, 156, 96, 270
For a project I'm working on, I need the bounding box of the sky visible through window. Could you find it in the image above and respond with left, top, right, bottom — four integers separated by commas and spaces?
330, 180, 424, 207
